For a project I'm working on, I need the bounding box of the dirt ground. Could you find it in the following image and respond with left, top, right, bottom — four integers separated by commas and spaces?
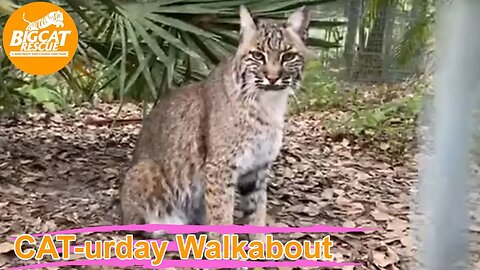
0, 103, 420, 269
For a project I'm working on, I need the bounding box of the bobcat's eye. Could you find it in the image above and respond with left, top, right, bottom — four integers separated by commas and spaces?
251, 51, 265, 61
281, 52, 296, 62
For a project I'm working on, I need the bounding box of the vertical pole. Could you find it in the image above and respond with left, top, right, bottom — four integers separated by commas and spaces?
421, 1, 480, 269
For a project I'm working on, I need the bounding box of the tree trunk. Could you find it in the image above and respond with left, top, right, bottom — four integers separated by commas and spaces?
343, 0, 362, 80
382, 3, 396, 81
358, 0, 367, 52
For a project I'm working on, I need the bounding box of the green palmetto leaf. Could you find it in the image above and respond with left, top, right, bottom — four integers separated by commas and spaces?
143, 13, 218, 39
363, 0, 394, 29
131, 15, 201, 59
126, 18, 169, 63
182, 32, 217, 67
54, 0, 342, 106
119, 17, 127, 98
124, 19, 157, 100
394, 13, 434, 66
250, 0, 335, 13
124, 53, 153, 95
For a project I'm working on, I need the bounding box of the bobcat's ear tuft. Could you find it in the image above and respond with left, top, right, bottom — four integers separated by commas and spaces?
286, 6, 310, 41
236, 5, 257, 58
239, 5, 256, 40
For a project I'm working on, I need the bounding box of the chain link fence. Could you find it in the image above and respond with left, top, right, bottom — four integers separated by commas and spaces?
313, 0, 435, 84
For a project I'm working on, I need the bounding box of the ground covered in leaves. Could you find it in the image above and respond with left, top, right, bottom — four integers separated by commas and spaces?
0, 100, 430, 270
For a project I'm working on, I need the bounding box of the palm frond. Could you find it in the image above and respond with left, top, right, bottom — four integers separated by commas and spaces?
4, 0, 343, 103
394, 11, 434, 66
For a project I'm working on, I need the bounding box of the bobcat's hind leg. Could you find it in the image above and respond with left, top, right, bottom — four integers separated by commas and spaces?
203, 163, 236, 241
119, 160, 187, 240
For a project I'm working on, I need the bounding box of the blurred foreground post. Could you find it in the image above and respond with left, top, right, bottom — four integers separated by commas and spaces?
421, 1, 480, 269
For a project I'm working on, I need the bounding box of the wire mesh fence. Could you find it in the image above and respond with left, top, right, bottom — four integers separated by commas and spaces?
313, 0, 435, 84
313, 1, 480, 269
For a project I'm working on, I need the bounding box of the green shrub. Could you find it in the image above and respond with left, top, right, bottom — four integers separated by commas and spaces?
290, 59, 348, 113
293, 60, 428, 156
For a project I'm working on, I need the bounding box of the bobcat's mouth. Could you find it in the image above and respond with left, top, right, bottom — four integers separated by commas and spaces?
262, 84, 287, 91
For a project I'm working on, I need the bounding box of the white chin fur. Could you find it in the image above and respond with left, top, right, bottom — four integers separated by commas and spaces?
258, 88, 291, 124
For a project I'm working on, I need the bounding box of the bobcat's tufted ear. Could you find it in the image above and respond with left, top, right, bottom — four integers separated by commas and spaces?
236, 5, 257, 58
239, 5, 257, 43
286, 6, 310, 42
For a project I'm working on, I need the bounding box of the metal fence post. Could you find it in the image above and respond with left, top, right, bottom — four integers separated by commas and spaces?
420, 1, 480, 269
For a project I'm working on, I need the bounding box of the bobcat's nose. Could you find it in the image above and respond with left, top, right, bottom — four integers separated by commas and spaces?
267, 75, 279, 85
265, 72, 281, 85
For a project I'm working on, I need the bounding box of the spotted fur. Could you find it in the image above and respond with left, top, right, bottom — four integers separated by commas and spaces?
119, 5, 310, 247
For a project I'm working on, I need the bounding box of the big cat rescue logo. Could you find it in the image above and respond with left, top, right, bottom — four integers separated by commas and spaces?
2, 2, 78, 75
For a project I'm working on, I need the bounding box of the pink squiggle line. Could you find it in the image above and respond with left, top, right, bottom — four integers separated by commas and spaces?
8, 258, 362, 269
56, 240, 179, 253
8, 224, 377, 240
56, 238, 326, 254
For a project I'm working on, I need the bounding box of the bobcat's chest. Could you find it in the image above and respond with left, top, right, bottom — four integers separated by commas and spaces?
234, 87, 289, 176
236, 128, 283, 175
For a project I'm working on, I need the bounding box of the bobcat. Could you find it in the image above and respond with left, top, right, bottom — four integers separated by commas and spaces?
120, 5, 311, 243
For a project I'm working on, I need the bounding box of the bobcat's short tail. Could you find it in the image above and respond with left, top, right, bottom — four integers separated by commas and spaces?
22, 13, 31, 24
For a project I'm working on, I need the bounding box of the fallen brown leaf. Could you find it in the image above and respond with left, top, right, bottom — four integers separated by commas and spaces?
372, 245, 400, 268
0, 242, 14, 254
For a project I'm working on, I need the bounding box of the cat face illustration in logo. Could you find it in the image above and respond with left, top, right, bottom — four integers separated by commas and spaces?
23, 10, 64, 31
